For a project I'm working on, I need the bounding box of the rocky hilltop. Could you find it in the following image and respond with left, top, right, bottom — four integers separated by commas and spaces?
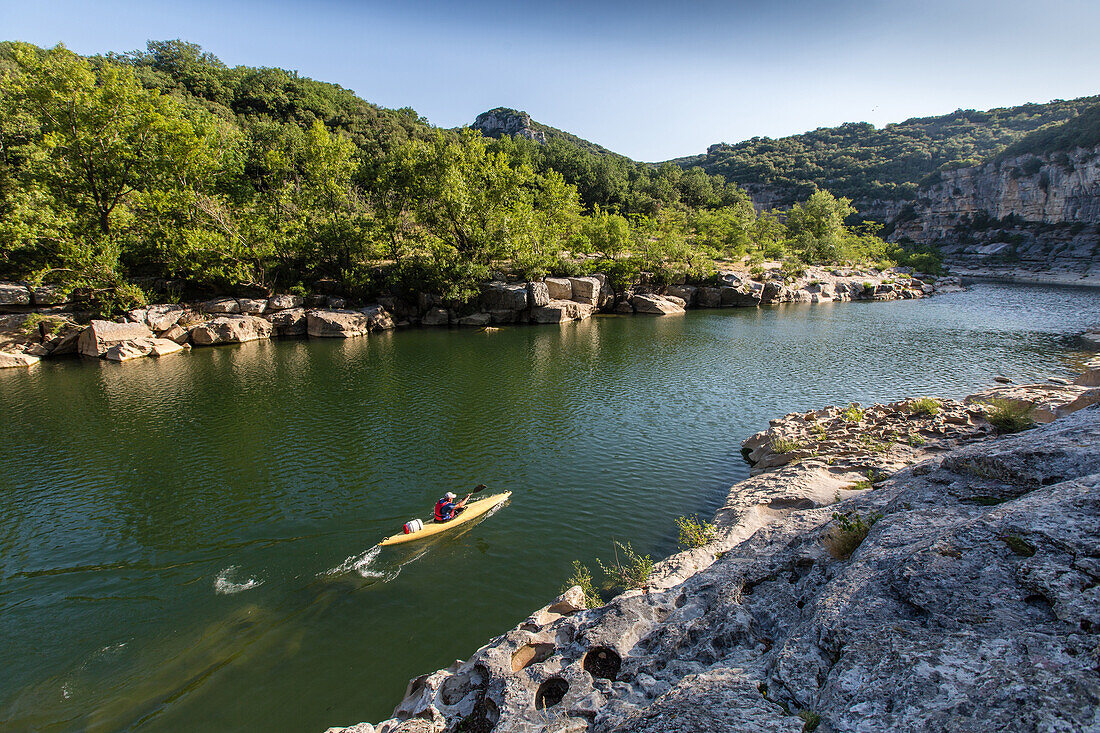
329, 374, 1100, 733
888, 145, 1100, 285
472, 108, 547, 144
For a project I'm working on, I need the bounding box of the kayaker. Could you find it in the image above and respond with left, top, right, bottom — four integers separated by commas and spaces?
434, 491, 470, 523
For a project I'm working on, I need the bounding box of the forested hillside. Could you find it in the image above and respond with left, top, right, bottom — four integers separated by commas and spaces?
670, 97, 1100, 206
0, 41, 937, 315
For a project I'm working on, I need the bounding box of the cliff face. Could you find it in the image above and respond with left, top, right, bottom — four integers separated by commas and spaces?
888, 146, 1100, 283
471, 109, 547, 144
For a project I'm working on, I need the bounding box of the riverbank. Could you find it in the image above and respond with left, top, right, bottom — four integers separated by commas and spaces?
334, 366, 1100, 732
0, 265, 943, 368
954, 265, 1100, 288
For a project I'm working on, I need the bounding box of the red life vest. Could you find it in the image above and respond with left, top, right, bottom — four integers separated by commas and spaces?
434, 497, 454, 522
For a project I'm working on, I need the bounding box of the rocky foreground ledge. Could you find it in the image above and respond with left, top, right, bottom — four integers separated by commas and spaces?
0, 266, 943, 368
329, 381, 1100, 733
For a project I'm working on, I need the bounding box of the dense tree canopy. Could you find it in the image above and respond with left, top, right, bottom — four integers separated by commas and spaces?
0, 40, 943, 314
673, 97, 1100, 205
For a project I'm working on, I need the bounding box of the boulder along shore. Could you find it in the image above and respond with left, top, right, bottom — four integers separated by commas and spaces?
0, 265, 950, 368
328, 369, 1100, 733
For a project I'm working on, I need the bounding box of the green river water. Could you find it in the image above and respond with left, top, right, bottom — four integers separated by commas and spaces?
1, 282, 1097, 731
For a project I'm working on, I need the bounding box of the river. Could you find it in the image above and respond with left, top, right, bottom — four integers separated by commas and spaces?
1, 282, 1096, 731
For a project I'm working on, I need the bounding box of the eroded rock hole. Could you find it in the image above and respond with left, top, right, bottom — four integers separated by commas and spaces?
582, 646, 621, 681
510, 642, 555, 673
535, 678, 569, 710
457, 695, 499, 733
440, 664, 488, 705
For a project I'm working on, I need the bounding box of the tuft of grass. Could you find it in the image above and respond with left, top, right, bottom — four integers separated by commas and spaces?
771, 436, 804, 454
984, 399, 1035, 434
810, 424, 828, 440
842, 403, 865, 423
676, 514, 717, 550
907, 434, 926, 447
867, 468, 891, 484
799, 710, 822, 732
597, 541, 654, 590
909, 397, 941, 418
824, 510, 882, 559
564, 561, 602, 609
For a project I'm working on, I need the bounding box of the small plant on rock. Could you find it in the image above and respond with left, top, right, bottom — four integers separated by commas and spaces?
984, 398, 1035, 434
799, 710, 822, 732
907, 433, 926, 447
676, 514, 717, 550
909, 397, 941, 418
824, 509, 882, 559
842, 403, 865, 423
810, 424, 828, 440
771, 436, 804, 454
597, 541, 654, 590
564, 560, 602, 609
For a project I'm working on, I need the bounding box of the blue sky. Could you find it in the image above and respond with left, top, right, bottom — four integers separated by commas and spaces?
3, 0, 1098, 160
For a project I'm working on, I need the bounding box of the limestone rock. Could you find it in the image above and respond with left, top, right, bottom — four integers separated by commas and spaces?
306, 309, 372, 338
78, 320, 154, 357
139, 304, 185, 332
237, 298, 267, 315
567, 276, 601, 306
0, 351, 40, 368
458, 312, 491, 327
268, 294, 304, 311
422, 308, 451, 327
527, 281, 550, 308
31, 285, 67, 305
530, 300, 596, 324
967, 383, 1100, 423
631, 294, 686, 315
361, 305, 396, 331
160, 324, 191, 344
102, 337, 186, 362
200, 297, 240, 314
191, 315, 272, 345
1075, 357, 1100, 387
544, 277, 572, 300
720, 286, 761, 307
697, 287, 722, 308
268, 308, 307, 337
0, 313, 39, 350
0, 282, 31, 305
665, 285, 697, 306
481, 282, 528, 312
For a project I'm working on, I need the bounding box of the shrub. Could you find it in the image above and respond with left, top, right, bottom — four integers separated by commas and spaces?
909, 397, 941, 418
799, 710, 822, 732
824, 510, 881, 559
771, 436, 804, 454
841, 403, 865, 423
597, 541, 653, 589
749, 265, 766, 280
984, 398, 1035, 434
564, 560, 602, 609
676, 514, 717, 550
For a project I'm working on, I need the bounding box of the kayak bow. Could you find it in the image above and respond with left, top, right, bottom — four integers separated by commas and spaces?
379, 491, 512, 546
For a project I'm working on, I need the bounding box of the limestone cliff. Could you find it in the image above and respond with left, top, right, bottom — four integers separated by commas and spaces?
888, 146, 1100, 284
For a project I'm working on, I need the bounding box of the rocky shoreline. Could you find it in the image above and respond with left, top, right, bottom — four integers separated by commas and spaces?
0, 266, 945, 369
328, 363, 1100, 733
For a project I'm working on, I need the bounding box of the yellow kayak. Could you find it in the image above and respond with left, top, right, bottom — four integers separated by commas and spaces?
379, 492, 512, 546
